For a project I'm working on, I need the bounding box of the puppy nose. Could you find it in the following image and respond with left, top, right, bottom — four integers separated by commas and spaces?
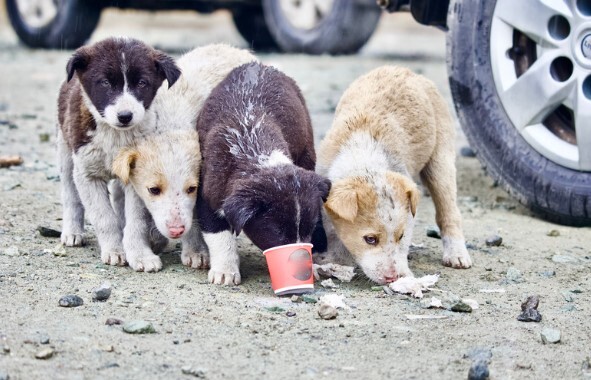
384, 275, 398, 283
168, 226, 185, 238
117, 111, 133, 125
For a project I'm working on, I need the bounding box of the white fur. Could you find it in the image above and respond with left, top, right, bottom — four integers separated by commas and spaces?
204, 231, 241, 285
103, 90, 146, 128
259, 150, 292, 167
58, 129, 84, 246
442, 236, 472, 268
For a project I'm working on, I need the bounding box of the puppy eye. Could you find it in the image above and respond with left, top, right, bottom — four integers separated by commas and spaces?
138, 79, 148, 88
187, 186, 197, 194
148, 187, 161, 196
100, 79, 111, 88
363, 235, 379, 246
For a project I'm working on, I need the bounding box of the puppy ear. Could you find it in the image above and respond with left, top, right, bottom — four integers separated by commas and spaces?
112, 148, 139, 185
154, 51, 181, 88
222, 186, 263, 236
66, 48, 90, 82
317, 176, 332, 203
324, 180, 358, 222
386, 172, 420, 217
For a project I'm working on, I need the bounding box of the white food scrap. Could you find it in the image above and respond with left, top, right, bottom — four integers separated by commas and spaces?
388, 274, 439, 298
319, 294, 351, 311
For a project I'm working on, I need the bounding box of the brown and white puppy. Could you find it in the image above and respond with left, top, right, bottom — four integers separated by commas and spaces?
57, 37, 180, 265
317, 66, 472, 284
196, 62, 331, 286
111, 44, 258, 271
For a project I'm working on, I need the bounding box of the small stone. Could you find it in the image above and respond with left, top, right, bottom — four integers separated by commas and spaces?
540, 328, 560, 344
468, 360, 490, 380
39, 335, 50, 345
265, 306, 285, 314
320, 278, 338, 288
290, 295, 302, 303
50, 244, 67, 257
122, 320, 156, 334
539, 270, 555, 278
370, 286, 383, 292
92, 282, 112, 302
37, 226, 61, 238
35, 348, 54, 360
286, 311, 296, 317
101, 345, 114, 352
546, 229, 560, 237
105, 318, 123, 326
302, 295, 318, 304
181, 366, 206, 378
439, 291, 462, 310
39, 133, 50, 143
318, 304, 338, 320
505, 267, 524, 283
517, 295, 542, 322
2, 345, 10, 354
451, 301, 473, 313
426, 226, 441, 239
571, 289, 583, 294
58, 295, 83, 307
485, 235, 502, 247
460, 146, 477, 158
551, 254, 578, 264
2, 246, 20, 257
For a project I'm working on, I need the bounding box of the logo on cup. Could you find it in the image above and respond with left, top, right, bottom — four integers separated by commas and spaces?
289, 248, 312, 281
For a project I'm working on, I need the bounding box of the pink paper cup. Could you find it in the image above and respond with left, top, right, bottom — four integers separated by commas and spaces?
263, 243, 314, 296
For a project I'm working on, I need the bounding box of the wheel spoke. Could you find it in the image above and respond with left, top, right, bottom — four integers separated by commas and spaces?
495, 0, 572, 45
500, 53, 574, 130
575, 93, 591, 170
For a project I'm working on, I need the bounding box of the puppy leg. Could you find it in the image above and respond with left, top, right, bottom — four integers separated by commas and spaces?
197, 195, 240, 285
122, 185, 162, 272
72, 163, 125, 265
109, 179, 126, 233
58, 133, 84, 246
181, 217, 210, 269
420, 146, 472, 269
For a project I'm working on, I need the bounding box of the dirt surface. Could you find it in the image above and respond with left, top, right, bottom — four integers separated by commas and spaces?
1, 7, 591, 380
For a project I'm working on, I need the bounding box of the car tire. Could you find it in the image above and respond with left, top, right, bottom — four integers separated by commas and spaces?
447, 0, 591, 226
232, 5, 279, 51
6, 0, 102, 49
261, 0, 382, 55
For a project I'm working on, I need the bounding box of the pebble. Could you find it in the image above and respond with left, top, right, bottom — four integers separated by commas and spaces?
318, 304, 338, 320
37, 226, 61, 238
451, 301, 473, 313
39, 335, 50, 345
517, 295, 542, 322
320, 278, 338, 288
460, 146, 477, 157
302, 295, 318, 304
181, 366, 206, 378
122, 320, 156, 334
485, 235, 502, 247
58, 295, 83, 308
426, 226, 441, 239
468, 360, 490, 380
39, 133, 50, 143
286, 311, 296, 317
290, 295, 302, 303
546, 229, 560, 237
540, 328, 561, 344
505, 267, 524, 283
539, 270, 555, 278
2, 246, 20, 257
35, 348, 54, 360
105, 318, 123, 326
92, 282, 112, 302
551, 254, 578, 264
265, 306, 285, 314
50, 244, 67, 257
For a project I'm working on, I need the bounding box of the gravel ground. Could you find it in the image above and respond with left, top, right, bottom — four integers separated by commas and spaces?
1, 7, 591, 380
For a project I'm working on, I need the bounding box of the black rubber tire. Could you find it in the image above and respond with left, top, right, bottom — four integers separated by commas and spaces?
232, 5, 279, 52
261, 0, 381, 55
6, 0, 102, 49
447, 0, 591, 226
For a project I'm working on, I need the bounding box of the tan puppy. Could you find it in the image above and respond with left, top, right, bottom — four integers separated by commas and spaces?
317, 66, 472, 284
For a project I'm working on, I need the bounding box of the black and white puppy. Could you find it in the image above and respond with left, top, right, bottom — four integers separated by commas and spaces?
196, 62, 331, 285
57, 37, 180, 265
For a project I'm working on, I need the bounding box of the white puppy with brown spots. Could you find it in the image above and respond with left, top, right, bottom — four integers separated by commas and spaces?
112, 44, 257, 272
317, 66, 472, 285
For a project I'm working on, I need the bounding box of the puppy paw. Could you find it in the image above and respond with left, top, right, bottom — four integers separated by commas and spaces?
442, 237, 472, 269
127, 252, 162, 272
208, 268, 241, 285
61, 232, 84, 247
181, 249, 210, 269
101, 249, 126, 266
